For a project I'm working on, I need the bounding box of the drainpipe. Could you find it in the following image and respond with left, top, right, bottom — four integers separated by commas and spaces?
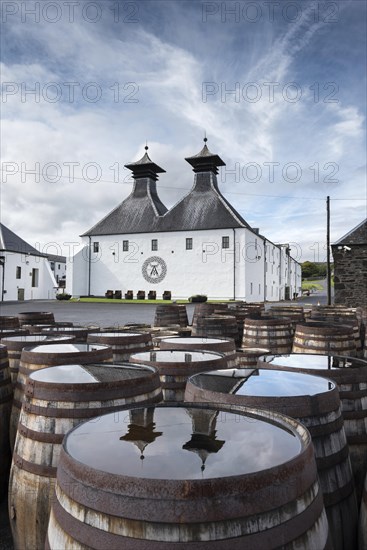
232, 229, 236, 300
263, 240, 267, 302
0, 256, 5, 301
88, 236, 91, 297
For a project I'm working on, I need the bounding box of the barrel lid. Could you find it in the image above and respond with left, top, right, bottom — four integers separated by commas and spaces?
41, 326, 94, 332
189, 368, 335, 397
130, 350, 223, 363
23, 343, 108, 354
2, 335, 72, 343
64, 405, 302, 480
29, 363, 155, 384
89, 332, 142, 338
261, 353, 367, 370
161, 337, 231, 345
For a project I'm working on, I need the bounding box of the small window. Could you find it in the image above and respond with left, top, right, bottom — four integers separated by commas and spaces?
250, 282, 253, 294
186, 238, 193, 250
16, 266, 21, 279
123, 240, 129, 252
50, 262, 55, 271
93, 242, 99, 253
31, 268, 39, 288
58, 264, 61, 269
151, 239, 158, 251
222, 236, 229, 249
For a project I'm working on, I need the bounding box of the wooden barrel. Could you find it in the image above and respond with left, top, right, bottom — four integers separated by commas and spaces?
311, 306, 361, 321
23, 321, 74, 334
0, 316, 20, 329
293, 322, 356, 356
192, 315, 240, 347
10, 343, 113, 450
258, 354, 367, 502
308, 316, 363, 357
1, 334, 76, 386
0, 329, 30, 339
159, 336, 238, 368
185, 368, 358, 550
46, 403, 331, 549
236, 347, 270, 367
41, 325, 100, 343
154, 305, 181, 327
87, 332, 153, 361
359, 472, 367, 550
9, 362, 162, 550
268, 306, 305, 327
242, 316, 293, 354
18, 311, 55, 326
129, 350, 228, 403
191, 302, 228, 327
0, 345, 12, 498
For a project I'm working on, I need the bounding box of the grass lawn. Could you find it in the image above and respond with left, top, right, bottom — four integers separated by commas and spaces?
68, 298, 236, 304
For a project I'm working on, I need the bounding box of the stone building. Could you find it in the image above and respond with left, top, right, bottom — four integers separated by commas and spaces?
70, 140, 301, 301
332, 218, 367, 307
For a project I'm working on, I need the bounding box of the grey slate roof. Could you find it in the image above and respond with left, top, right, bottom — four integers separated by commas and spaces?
0, 223, 45, 256
82, 177, 168, 236
333, 219, 367, 245
159, 171, 250, 232
83, 142, 251, 237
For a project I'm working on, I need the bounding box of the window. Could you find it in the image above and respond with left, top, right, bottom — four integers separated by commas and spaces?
93, 242, 99, 253
250, 282, 253, 294
186, 238, 193, 250
222, 236, 229, 249
31, 268, 39, 288
123, 240, 129, 252
151, 239, 158, 251
16, 266, 21, 279
58, 264, 61, 269
50, 262, 55, 271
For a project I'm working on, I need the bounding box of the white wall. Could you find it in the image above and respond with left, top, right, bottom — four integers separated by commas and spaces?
1, 251, 57, 301
71, 229, 299, 302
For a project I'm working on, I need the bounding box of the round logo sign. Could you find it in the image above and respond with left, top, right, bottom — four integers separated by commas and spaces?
142, 256, 167, 284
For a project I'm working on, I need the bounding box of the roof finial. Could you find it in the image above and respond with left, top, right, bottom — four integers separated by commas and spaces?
145, 140, 148, 152
203, 131, 207, 144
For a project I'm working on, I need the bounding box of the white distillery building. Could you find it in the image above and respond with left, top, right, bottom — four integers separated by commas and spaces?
70, 141, 301, 301
0, 224, 58, 301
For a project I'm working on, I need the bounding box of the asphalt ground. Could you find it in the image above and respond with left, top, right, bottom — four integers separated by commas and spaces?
0, 292, 328, 549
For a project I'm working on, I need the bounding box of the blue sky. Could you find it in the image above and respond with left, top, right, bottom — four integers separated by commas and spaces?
1, 0, 366, 261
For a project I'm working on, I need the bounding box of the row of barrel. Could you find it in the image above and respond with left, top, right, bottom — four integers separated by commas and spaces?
0, 306, 366, 549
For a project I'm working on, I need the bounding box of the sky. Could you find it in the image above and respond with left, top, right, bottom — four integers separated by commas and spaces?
1, 0, 366, 262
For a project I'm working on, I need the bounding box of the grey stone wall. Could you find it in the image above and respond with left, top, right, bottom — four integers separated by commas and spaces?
332, 244, 367, 307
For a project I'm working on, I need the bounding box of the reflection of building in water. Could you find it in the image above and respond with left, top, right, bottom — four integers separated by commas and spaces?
120, 408, 162, 459
183, 408, 225, 471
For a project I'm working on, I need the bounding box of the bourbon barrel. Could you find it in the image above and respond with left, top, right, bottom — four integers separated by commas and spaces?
154, 305, 181, 327
18, 311, 55, 326
129, 349, 228, 403
10, 343, 113, 449
192, 315, 239, 346
87, 332, 153, 361
0, 316, 20, 329
159, 336, 238, 368
1, 334, 76, 386
292, 322, 356, 356
0, 345, 12, 498
242, 316, 293, 354
258, 353, 367, 501
46, 403, 331, 549
185, 368, 358, 550
41, 325, 100, 343
9, 362, 162, 550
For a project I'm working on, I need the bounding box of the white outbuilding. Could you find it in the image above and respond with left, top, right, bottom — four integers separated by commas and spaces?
0, 223, 58, 301
70, 140, 301, 301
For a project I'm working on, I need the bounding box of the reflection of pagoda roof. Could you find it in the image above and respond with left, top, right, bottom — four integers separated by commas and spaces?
183, 433, 224, 454
120, 423, 163, 454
